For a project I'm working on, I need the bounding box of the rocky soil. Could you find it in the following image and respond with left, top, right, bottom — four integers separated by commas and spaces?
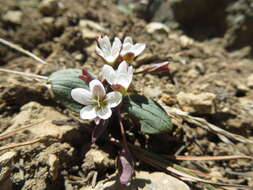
0, 0, 253, 189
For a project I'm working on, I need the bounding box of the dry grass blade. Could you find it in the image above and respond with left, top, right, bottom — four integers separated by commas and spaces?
0, 138, 44, 152
127, 143, 250, 189
0, 38, 48, 65
166, 155, 253, 161
181, 167, 224, 180
0, 68, 48, 80
0, 119, 45, 141
166, 166, 249, 189
164, 107, 253, 144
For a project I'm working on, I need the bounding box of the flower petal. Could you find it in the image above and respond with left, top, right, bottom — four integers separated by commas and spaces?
131, 43, 145, 56
111, 37, 122, 58
115, 73, 131, 90
105, 55, 117, 63
71, 88, 94, 105
101, 65, 116, 85
96, 105, 112, 120
95, 46, 105, 58
117, 61, 128, 74
121, 43, 132, 56
123, 36, 133, 45
89, 79, 106, 99
106, 91, 122, 108
99, 36, 111, 51
80, 105, 97, 120
127, 65, 134, 77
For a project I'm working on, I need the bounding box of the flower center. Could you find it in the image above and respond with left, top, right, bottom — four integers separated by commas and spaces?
94, 96, 107, 109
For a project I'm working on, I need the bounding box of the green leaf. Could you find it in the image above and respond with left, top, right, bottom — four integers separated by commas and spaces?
122, 94, 173, 134
48, 69, 92, 113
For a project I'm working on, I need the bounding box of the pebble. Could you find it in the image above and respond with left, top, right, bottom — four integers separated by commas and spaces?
39, 0, 60, 15
146, 22, 170, 34
179, 35, 194, 47
48, 154, 59, 180
82, 148, 114, 172
3, 11, 23, 24
0, 151, 16, 166
79, 20, 108, 39
176, 92, 216, 114
246, 74, 253, 88
144, 86, 162, 98
0, 152, 16, 190
160, 94, 177, 105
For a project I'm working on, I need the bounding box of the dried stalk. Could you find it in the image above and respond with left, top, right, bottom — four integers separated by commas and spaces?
0, 38, 48, 65
132, 146, 250, 189
165, 155, 253, 161
0, 119, 45, 141
0, 138, 44, 152
0, 68, 48, 80
109, 138, 250, 188
164, 106, 253, 144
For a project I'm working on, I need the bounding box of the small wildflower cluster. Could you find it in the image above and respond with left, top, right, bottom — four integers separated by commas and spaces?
71, 36, 145, 125
67, 36, 171, 185
70, 36, 146, 184
96, 36, 145, 64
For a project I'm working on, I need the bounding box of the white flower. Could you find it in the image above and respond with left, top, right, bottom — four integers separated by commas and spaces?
120, 36, 146, 60
71, 79, 122, 122
96, 36, 122, 64
102, 61, 133, 93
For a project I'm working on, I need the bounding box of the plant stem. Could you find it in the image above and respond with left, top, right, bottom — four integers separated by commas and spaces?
118, 111, 128, 149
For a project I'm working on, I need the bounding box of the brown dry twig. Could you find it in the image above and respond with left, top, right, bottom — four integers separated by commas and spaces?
0, 137, 45, 152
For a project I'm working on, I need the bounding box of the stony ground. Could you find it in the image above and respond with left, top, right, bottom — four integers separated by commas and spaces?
0, 0, 253, 189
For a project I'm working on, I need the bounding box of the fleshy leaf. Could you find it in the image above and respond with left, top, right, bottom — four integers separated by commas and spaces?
48, 69, 95, 113
122, 94, 173, 134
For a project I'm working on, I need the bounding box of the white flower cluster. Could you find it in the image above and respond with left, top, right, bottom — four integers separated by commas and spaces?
71, 36, 145, 124
96, 36, 145, 64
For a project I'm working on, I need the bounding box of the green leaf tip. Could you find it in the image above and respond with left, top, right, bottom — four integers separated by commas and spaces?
48, 69, 90, 113
122, 94, 173, 134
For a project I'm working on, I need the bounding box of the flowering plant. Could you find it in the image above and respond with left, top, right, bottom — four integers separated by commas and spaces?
48, 36, 172, 185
